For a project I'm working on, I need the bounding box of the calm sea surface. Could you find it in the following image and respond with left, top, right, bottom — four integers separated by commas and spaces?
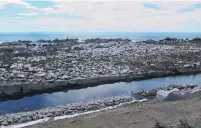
0, 32, 200, 42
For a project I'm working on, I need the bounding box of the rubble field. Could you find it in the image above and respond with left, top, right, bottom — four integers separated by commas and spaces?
0, 37, 201, 98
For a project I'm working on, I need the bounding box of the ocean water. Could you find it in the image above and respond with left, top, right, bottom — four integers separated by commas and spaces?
0, 74, 201, 114
0, 32, 200, 42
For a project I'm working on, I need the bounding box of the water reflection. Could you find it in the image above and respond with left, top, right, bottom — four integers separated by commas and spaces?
1, 74, 201, 114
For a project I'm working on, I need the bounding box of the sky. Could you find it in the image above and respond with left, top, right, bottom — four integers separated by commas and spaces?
0, 0, 201, 32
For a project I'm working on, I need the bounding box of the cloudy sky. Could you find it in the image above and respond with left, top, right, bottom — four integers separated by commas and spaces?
0, 0, 201, 32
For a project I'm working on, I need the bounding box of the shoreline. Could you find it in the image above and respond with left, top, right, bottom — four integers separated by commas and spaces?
1, 99, 148, 128
0, 81, 200, 127
0, 96, 136, 126
24, 98, 201, 128
0, 67, 200, 100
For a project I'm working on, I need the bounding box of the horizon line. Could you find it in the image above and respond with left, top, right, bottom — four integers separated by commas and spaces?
0, 31, 201, 33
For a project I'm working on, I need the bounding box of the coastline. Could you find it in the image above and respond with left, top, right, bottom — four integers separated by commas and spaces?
0, 96, 137, 126
24, 98, 201, 128
1, 99, 149, 128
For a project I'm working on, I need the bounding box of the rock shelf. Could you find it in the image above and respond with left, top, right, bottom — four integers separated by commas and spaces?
0, 38, 201, 98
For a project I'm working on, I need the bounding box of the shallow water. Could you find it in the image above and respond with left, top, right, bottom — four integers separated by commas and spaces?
0, 74, 201, 114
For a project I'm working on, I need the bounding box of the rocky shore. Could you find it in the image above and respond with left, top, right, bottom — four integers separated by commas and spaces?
130, 84, 199, 100
1, 84, 201, 127
0, 37, 201, 98
25, 98, 201, 128
0, 96, 133, 126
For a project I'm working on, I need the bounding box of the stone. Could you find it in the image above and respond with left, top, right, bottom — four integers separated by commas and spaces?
42, 115, 48, 118
167, 85, 184, 90
17, 117, 27, 124
60, 75, 69, 80
55, 111, 61, 116
46, 113, 54, 117
7, 118, 14, 124
1, 120, 9, 126
0, 118, 4, 123
32, 116, 38, 120
156, 90, 172, 101
13, 117, 20, 123
64, 110, 73, 115
26, 117, 32, 122
38, 114, 43, 119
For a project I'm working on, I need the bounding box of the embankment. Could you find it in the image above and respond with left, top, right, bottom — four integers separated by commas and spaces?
0, 67, 200, 99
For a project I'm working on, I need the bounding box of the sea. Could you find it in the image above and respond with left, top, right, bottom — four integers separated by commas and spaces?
0, 32, 200, 43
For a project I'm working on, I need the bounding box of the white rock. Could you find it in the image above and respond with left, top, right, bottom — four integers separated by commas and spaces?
60, 75, 68, 80
18, 74, 26, 78
156, 89, 179, 101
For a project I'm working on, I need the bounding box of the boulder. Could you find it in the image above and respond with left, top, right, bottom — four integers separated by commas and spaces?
17, 117, 27, 124
156, 88, 179, 101
46, 113, 54, 117
156, 88, 201, 101
1, 120, 9, 126
26, 117, 32, 122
